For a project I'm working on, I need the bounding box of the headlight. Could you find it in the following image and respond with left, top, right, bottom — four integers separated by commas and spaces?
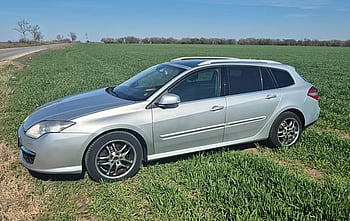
25, 121, 75, 139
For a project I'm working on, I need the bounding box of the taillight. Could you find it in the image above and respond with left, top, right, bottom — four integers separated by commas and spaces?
307, 86, 319, 100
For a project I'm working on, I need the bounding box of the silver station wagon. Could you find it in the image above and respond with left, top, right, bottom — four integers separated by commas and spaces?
18, 57, 320, 182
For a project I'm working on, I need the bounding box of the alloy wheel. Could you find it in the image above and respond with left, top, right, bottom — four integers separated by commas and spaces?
277, 117, 300, 146
95, 140, 136, 179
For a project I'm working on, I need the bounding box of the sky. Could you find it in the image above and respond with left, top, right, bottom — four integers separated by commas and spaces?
1, 0, 349, 42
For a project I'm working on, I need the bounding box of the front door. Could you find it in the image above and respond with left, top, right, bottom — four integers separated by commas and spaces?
152, 68, 226, 154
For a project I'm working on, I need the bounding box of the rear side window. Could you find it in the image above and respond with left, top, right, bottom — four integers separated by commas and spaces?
270, 68, 294, 88
227, 67, 262, 95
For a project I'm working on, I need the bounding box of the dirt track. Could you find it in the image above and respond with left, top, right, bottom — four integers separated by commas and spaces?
0, 43, 70, 61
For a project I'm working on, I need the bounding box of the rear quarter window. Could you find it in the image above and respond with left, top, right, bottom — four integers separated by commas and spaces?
270, 68, 294, 88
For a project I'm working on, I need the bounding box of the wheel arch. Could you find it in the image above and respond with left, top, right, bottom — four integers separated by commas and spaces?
282, 108, 305, 129
265, 107, 306, 138
265, 108, 305, 148
81, 128, 148, 172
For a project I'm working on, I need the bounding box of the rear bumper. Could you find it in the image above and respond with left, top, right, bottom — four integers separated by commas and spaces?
303, 98, 320, 127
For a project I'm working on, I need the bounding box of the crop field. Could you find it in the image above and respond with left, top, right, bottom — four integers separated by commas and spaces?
0, 44, 349, 220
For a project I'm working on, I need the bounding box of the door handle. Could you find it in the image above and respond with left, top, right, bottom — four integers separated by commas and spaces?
210, 105, 224, 111
265, 94, 277, 99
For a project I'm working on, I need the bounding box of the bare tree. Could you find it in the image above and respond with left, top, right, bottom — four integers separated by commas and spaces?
30, 24, 43, 41
14, 19, 31, 41
85, 32, 89, 42
68, 32, 77, 42
56, 34, 64, 41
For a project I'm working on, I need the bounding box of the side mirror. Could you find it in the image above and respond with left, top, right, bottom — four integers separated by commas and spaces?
157, 93, 180, 108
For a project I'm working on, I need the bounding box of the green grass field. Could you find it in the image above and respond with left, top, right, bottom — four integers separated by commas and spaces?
1, 44, 349, 220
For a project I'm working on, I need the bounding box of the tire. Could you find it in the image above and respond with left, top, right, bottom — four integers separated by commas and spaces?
85, 131, 142, 182
267, 111, 303, 148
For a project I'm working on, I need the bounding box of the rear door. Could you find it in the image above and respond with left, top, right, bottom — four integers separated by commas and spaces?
224, 66, 281, 141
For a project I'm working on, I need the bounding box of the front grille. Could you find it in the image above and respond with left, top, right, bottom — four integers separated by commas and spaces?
21, 147, 36, 164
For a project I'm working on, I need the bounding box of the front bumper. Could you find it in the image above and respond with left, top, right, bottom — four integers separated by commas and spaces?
18, 125, 91, 174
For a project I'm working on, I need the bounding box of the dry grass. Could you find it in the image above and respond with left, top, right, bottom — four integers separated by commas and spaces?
0, 61, 25, 101
75, 194, 97, 221
0, 60, 47, 220
0, 61, 26, 70
0, 143, 47, 220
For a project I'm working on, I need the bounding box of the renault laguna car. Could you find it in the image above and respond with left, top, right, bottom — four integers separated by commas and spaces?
18, 57, 320, 182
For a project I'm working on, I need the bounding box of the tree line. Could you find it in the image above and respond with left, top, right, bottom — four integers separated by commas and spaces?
101, 36, 350, 47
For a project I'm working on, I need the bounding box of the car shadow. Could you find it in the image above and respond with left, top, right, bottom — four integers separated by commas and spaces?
28, 142, 259, 182
144, 142, 258, 166
28, 170, 85, 181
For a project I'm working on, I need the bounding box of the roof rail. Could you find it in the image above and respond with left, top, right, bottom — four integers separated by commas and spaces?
198, 59, 281, 66
171, 56, 238, 61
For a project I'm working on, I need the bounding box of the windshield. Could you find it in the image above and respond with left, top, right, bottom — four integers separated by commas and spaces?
113, 64, 186, 101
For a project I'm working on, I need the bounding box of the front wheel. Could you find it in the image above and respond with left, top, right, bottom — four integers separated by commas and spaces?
267, 112, 303, 148
85, 131, 142, 182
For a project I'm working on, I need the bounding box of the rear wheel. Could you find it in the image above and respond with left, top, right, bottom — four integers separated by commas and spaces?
267, 112, 302, 147
85, 131, 142, 182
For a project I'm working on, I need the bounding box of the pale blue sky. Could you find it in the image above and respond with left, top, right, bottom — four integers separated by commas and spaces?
1, 0, 349, 42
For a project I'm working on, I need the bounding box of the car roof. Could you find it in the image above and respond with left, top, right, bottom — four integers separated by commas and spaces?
169, 59, 207, 68
168, 57, 286, 69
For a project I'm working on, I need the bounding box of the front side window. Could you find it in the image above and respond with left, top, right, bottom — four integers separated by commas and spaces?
227, 66, 262, 95
170, 68, 220, 102
113, 64, 185, 101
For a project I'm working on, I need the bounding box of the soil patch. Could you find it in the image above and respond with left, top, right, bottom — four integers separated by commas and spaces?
241, 147, 260, 154
306, 168, 324, 182
271, 157, 324, 183
0, 142, 46, 220
240, 146, 324, 182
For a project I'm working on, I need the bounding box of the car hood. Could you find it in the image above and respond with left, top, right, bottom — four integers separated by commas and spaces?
23, 88, 136, 130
